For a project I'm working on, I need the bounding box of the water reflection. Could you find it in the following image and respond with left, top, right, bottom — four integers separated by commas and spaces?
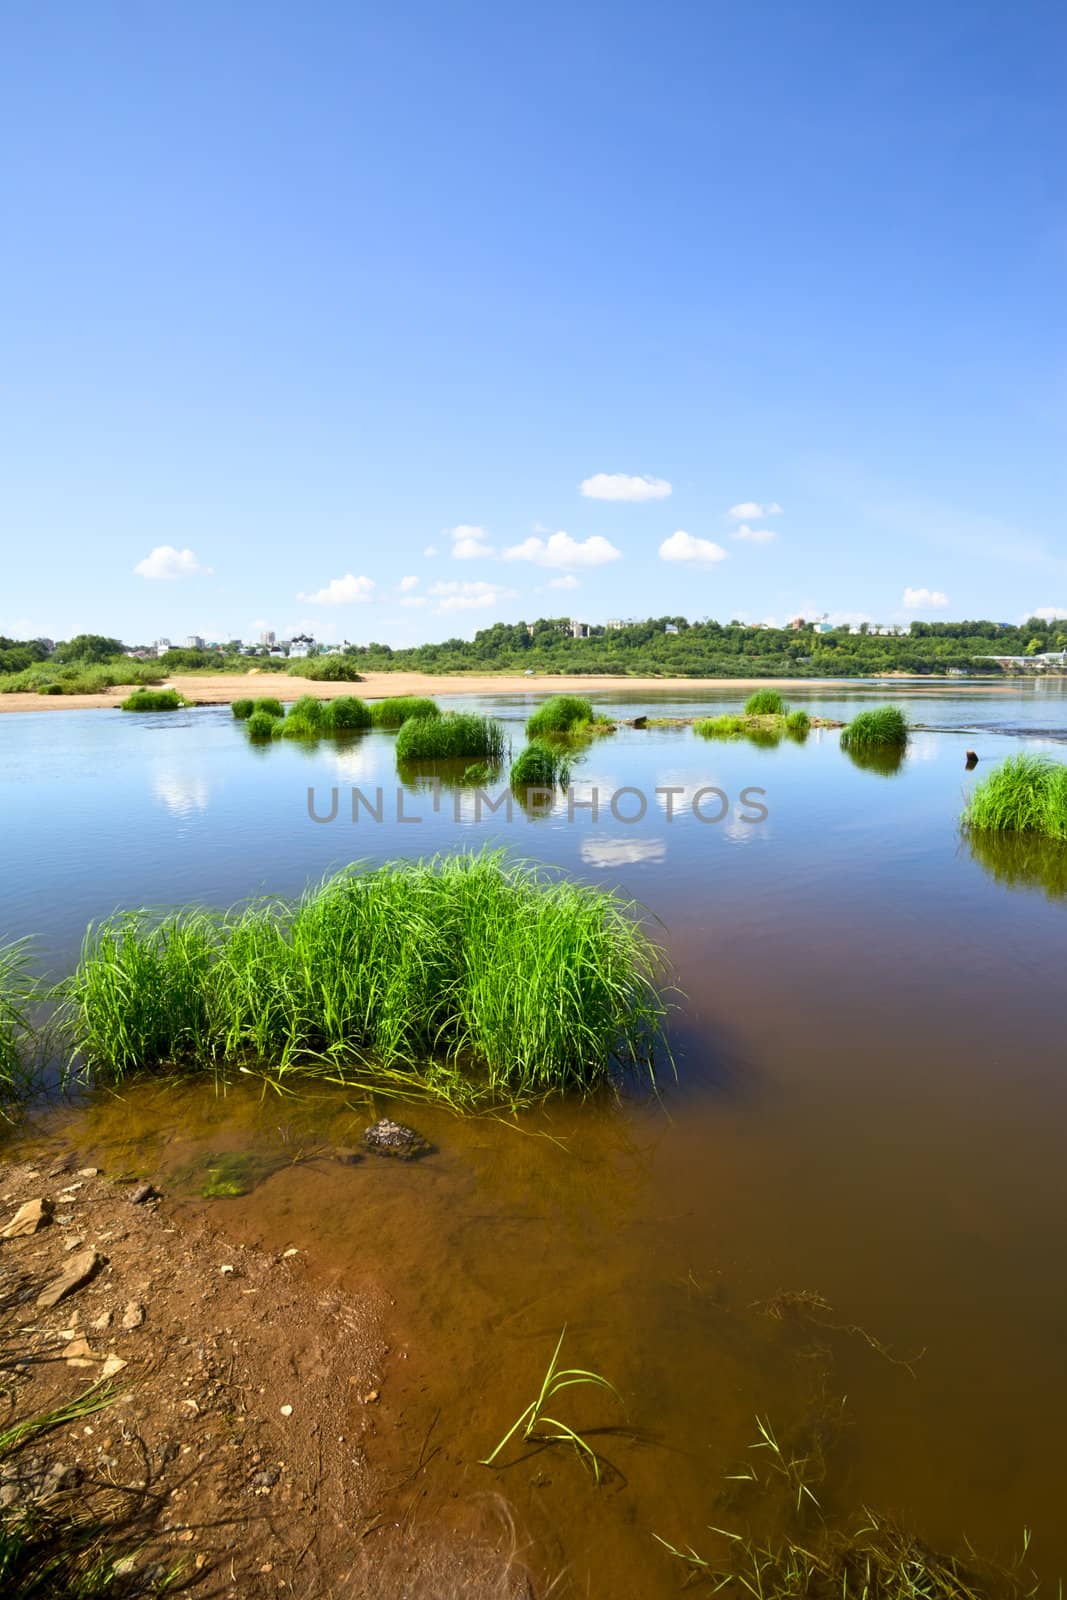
965, 829, 1067, 899
580, 837, 667, 868
842, 741, 907, 777
152, 769, 210, 816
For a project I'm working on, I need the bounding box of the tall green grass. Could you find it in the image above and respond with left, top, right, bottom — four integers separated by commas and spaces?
233, 696, 284, 720
693, 715, 747, 740
321, 695, 372, 732
744, 688, 787, 715
785, 709, 810, 737
231, 698, 255, 719
395, 713, 507, 763
526, 694, 595, 736
246, 709, 278, 740
964, 754, 1067, 842
840, 706, 908, 749
0, 939, 35, 1109
370, 696, 440, 727
510, 740, 572, 793
0, 661, 164, 695
60, 852, 668, 1103
119, 688, 187, 712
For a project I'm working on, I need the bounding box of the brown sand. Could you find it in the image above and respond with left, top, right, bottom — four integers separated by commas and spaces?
0, 669, 851, 714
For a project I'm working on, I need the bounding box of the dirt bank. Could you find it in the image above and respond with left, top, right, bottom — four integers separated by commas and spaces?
0, 1156, 533, 1599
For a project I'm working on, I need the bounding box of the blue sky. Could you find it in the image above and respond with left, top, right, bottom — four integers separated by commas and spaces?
1, 0, 1064, 646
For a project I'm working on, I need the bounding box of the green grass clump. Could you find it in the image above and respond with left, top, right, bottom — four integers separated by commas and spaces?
254, 697, 284, 719
119, 688, 187, 712
395, 712, 507, 763
231, 698, 254, 719
510, 740, 572, 793
840, 706, 908, 749
693, 715, 747, 739
964, 754, 1067, 842
272, 693, 324, 740
246, 710, 278, 740
785, 709, 810, 736
481, 1327, 621, 1482
320, 695, 372, 733
526, 694, 595, 736
370, 696, 440, 727
0, 939, 35, 1110
744, 688, 787, 715
60, 851, 668, 1103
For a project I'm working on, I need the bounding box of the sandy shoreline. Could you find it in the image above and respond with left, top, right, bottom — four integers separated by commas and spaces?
0, 668, 1021, 714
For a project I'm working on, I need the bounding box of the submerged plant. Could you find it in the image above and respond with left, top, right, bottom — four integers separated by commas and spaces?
510, 740, 572, 794
963, 754, 1067, 843
395, 713, 507, 763
370, 696, 440, 728
526, 694, 595, 737
480, 1327, 622, 1482
59, 851, 669, 1103
840, 706, 908, 750
119, 688, 187, 712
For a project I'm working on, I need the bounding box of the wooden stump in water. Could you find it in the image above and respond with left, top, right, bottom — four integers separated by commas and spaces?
965, 749, 978, 768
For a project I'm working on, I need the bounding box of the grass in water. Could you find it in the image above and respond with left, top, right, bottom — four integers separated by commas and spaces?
653, 1515, 1044, 1600
370, 696, 440, 728
0, 939, 35, 1109
840, 706, 908, 750
785, 709, 811, 738
525, 694, 594, 736
395, 712, 507, 763
510, 741, 572, 794
694, 714, 785, 747
233, 697, 283, 720
745, 689, 787, 716
480, 1327, 622, 1482
963, 754, 1067, 843
246, 709, 278, 740
119, 688, 187, 712
59, 851, 668, 1104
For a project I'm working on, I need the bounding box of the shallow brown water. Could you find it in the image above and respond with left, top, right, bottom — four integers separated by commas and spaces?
5, 688, 1067, 1592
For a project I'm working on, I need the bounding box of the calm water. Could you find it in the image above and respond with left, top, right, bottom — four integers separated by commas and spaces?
3, 681, 1067, 1592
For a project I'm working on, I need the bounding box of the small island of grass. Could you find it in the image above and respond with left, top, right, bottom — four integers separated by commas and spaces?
963, 753, 1067, 843
395, 711, 507, 762
120, 688, 189, 712
840, 706, 908, 750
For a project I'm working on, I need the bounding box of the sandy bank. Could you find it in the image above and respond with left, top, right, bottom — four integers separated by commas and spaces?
0, 669, 913, 714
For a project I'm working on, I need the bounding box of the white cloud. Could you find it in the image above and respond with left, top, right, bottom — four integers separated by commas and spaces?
448, 524, 495, 560
549, 574, 580, 590
732, 524, 777, 544
728, 501, 782, 520
134, 545, 213, 580
399, 595, 427, 608
503, 531, 622, 568
1031, 607, 1067, 621
297, 573, 375, 605
579, 473, 672, 502
580, 838, 667, 867
902, 586, 949, 610
398, 576, 420, 592
429, 579, 518, 613
659, 530, 728, 565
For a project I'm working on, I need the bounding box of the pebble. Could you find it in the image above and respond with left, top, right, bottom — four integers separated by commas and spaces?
121, 1300, 145, 1330
279, 1404, 293, 1417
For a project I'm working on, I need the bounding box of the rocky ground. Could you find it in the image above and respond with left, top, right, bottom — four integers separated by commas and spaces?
0, 1154, 534, 1599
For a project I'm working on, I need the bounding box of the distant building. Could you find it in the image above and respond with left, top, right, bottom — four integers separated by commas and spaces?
569, 620, 589, 639
812, 622, 833, 634
605, 619, 624, 632
664, 623, 679, 635
185, 634, 205, 650
154, 638, 171, 657
787, 616, 806, 630
288, 641, 310, 659
259, 629, 276, 646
